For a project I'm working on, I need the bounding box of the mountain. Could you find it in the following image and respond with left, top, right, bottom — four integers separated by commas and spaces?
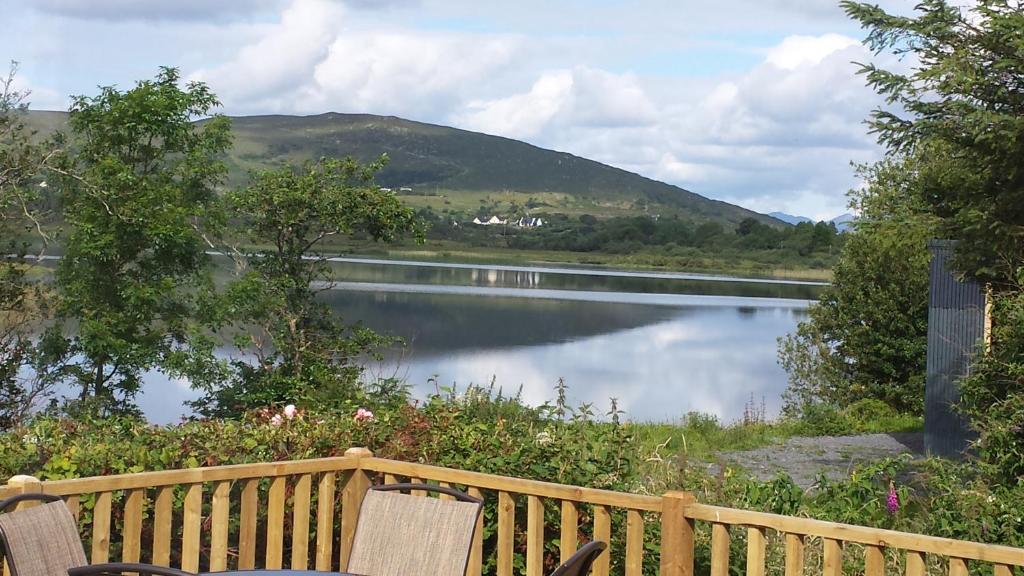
768, 210, 858, 232
768, 212, 813, 225
26, 110, 784, 228
831, 212, 856, 233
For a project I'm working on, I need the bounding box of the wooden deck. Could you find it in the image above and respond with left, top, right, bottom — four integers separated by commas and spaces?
2, 447, 1022, 576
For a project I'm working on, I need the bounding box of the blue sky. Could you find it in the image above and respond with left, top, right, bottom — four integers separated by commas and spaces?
4, 0, 920, 219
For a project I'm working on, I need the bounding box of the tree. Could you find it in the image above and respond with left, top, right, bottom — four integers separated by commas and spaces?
0, 62, 62, 428
47, 67, 230, 414
193, 157, 421, 416
780, 156, 939, 415
737, 217, 760, 237
842, 0, 1024, 473
843, 0, 1024, 285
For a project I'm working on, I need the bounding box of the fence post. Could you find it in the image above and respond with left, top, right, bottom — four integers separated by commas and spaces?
6, 475, 42, 508
660, 491, 695, 576
339, 447, 374, 570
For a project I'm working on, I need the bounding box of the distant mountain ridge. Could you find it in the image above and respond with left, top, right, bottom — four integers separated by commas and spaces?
770, 210, 856, 232
769, 212, 813, 225
830, 213, 856, 232
26, 110, 785, 229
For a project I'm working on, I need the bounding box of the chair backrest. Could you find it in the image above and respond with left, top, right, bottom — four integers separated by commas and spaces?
0, 494, 88, 576
347, 483, 483, 576
550, 541, 608, 576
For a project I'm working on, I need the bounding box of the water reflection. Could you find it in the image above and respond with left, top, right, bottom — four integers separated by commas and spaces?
328, 258, 824, 300
348, 293, 806, 422
127, 259, 812, 424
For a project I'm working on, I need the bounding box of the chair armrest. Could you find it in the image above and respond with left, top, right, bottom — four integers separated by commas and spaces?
69, 563, 196, 576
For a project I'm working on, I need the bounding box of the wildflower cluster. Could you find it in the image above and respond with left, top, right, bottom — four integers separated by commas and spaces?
258, 404, 304, 427
354, 407, 375, 422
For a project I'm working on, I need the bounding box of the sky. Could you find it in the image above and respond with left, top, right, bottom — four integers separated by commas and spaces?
4, 0, 920, 220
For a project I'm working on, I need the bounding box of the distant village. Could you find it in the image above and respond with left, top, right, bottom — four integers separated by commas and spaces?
472, 215, 544, 228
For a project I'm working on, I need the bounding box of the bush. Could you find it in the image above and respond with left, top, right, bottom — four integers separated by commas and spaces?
1, 389, 648, 574
959, 280, 1024, 483
791, 403, 852, 436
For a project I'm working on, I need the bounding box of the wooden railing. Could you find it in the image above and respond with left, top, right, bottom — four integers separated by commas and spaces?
1, 448, 1023, 576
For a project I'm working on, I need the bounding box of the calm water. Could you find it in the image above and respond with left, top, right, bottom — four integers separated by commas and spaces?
137, 258, 819, 424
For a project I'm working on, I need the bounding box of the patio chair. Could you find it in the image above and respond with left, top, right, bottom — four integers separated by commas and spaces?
549, 541, 607, 576
0, 493, 194, 576
347, 483, 484, 576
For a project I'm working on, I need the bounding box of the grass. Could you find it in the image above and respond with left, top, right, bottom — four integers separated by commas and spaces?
628, 408, 923, 464
632, 418, 800, 462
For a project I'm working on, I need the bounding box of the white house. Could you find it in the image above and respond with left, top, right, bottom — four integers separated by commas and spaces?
472, 215, 509, 225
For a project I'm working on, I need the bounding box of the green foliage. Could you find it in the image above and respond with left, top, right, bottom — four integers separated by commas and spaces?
46, 67, 230, 414
780, 157, 938, 416
193, 158, 421, 416
843, 0, 1024, 483
1, 389, 640, 574
959, 276, 1024, 484
843, 0, 1024, 284
0, 62, 57, 428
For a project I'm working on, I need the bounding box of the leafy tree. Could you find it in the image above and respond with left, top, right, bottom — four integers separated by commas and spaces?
843, 0, 1024, 285
842, 0, 1024, 469
0, 63, 61, 428
780, 156, 939, 415
47, 67, 230, 414
193, 157, 421, 416
693, 221, 724, 248
737, 217, 760, 236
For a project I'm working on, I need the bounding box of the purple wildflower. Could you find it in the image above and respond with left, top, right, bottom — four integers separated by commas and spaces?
886, 480, 899, 514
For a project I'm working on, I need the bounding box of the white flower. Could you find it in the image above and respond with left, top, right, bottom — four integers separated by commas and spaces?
38, 181, 47, 188
535, 431, 552, 446
283, 404, 297, 420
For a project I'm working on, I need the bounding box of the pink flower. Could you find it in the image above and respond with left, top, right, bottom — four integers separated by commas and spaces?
283, 404, 298, 420
354, 408, 375, 422
887, 480, 899, 514
270, 414, 283, 427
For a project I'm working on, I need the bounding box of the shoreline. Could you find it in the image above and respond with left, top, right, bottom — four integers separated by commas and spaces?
332, 244, 836, 283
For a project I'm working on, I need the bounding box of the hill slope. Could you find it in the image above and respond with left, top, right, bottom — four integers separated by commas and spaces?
27, 110, 782, 228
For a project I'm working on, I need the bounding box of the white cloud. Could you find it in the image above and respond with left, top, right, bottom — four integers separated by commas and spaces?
190, 0, 346, 108
7, 69, 66, 111
455, 66, 658, 139
192, 0, 522, 117
456, 71, 573, 139
764, 33, 860, 70
309, 32, 521, 117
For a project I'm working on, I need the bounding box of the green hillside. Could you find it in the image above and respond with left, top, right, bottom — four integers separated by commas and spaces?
27, 110, 782, 228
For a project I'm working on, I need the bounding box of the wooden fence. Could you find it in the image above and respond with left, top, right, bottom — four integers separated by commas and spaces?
2, 447, 1024, 576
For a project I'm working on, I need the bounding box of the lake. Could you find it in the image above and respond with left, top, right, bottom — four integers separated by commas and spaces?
136, 258, 821, 424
